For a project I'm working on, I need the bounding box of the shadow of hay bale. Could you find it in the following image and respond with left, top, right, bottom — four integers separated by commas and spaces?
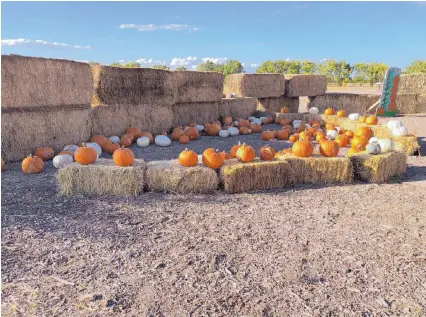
219, 97, 257, 119
257, 96, 299, 113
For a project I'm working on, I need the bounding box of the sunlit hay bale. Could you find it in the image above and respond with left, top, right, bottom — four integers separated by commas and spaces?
309, 93, 380, 114
320, 115, 346, 126
339, 119, 360, 132
224, 74, 285, 98
283, 74, 327, 97
398, 73, 426, 95
172, 101, 220, 126
257, 96, 299, 113
174, 70, 224, 103
146, 160, 218, 194
219, 97, 257, 119
302, 114, 326, 126
56, 158, 146, 196
349, 152, 407, 183
396, 94, 426, 114
339, 120, 392, 138
219, 158, 293, 193
393, 135, 420, 156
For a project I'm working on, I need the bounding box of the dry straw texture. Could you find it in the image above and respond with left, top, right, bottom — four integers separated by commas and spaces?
174, 71, 224, 103
393, 135, 420, 156
56, 158, 146, 196
223, 74, 285, 98
2, 108, 91, 162
219, 97, 257, 119
339, 120, 392, 138
309, 93, 380, 114
284, 74, 327, 97
257, 96, 299, 113
91, 65, 176, 107
1, 55, 92, 110
172, 102, 220, 126
220, 158, 293, 193
398, 73, 426, 95
90, 104, 173, 136
396, 94, 426, 114
350, 152, 407, 183
321, 115, 347, 127
147, 160, 218, 194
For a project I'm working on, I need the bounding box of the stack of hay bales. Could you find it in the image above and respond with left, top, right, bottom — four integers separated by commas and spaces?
396, 74, 426, 114
1, 55, 93, 162
284, 74, 327, 98
309, 93, 380, 114
219, 97, 257, 119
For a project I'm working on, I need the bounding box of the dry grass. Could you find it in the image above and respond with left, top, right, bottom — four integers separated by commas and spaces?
172, 101, 220, 126
2, 107, 91, 162
396, 93, 426, 114
1, 55, 92, 110
394, 135, 420, 156
220, 158, 293, 193
56, 158, 146, 196
309, 93, 380, 114
174, 70, 224, 103
219, 97, 257, 119
90, 104, 173, 136
321, 115, 347, 127
284, 74, 327, 97
398, 73, 426, 95
146, 160, 218, 194
223, 74, 285, 98
350, 152, 407, 183
257, 96, 299, 113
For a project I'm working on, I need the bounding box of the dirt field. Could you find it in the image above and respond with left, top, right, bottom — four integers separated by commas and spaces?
2, 115, 426, 316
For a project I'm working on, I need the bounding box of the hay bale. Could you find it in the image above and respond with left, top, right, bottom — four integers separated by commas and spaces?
309, 93, 380, 114
284, 74, 327, 97
219, 97, 257, 119
91, 65, 176, 107
396, 94, 426, 114
398, 73, 426, 95
350, 152, 407, 183
172, 101, 220, 126
220, 159, 293, 193
175, 71, 224, 103
1, 55, 92, 110
339, 120, 392, 138
393, 135, 419, 156
2, 107, 91, 162
90, 104, 173, 136
56, 158, 146, 196
302, 114, 326, 126
275, 113, 305, 121
223, 74, 285, 98
320, 115, 346, 127
146, 160, 218, 194
257, 96, 299, 113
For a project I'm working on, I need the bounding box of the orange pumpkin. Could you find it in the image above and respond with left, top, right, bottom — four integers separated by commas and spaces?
206, 123, 221, 136
366, 115, 378, 125
239, 126, 250, 135
126, 127, 142, 139
185, 127, 200, 140
351, 135, 368, 150
259, 146, 276, 161
277, 130, 289, 140
355, 126, 372, 139
335, 135, 349, 147
261, 130, 275, 141
299, 131, 312, 141
230, 142, 242, 158
319, 139, 340, 157
74, 145, 98, 165
219, 151, 232, 161
179, 135, 190, 144
171, 130, 184, 141
178, 148, 198, 167
140, 132, 154, 143
22, 154, 44, 174
292, 138, 314, 157
250, 124, 262, 133
238, 119, 251, 128
339, 127, 347, 135
202, 149, 225, 169
59, 151, 74, 156
358, 116, 367, 123
104, 142, 120, 155
289, 134, 299, 143
280, 118, 292, 126
345, 130, 355, 138
34, 147, 54, 161
275, 118, 283, 125
236, 143, 255, 163
223, 116, 233, 125
280, 107, 288, 113
120, 135, 133, 147
91, 135, 107, 149
316, 133, 326, 142
324, 108, 335, 115
122, 133, 134, 142
336, 109, 346, 118
112, 147, 134, 167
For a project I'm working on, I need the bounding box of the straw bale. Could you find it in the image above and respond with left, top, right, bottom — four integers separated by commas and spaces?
339, 120, 392, 138
220, 158, 293, 193
147, 160, 218, 194
284, 74, 327, 97
223, 74, 285, 98
1, 54, 92, 110
2, 107, 91, 162
257, 96, 299, 113
219, 97, 257, 119
393, 135, 419, 156
174, 71, 224, 103
275, 113, 305, 121
302, 114, 326, 126
350, 152, 407, 183
398, 73, 426, 95
320, 115, 346, 127
172, 102, 220, 126
91, 65, 176, 107
90, 104, 173, 136
309, 93, 380, 114
396, 94, 426, 114
56, 158, 146, 196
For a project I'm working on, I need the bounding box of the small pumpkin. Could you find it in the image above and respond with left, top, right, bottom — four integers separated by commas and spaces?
202, 149, 225, 169
53, 154, 73, 169
308, 107, 319, 115
185, 127, 200, 140
136, 136, 150, 148
365, 115, 378, 125
348, 113, 361, 121
22, 154, 44, 174
239, 127, 250, 135
277, 130, 289, 140
261, 130, 275, 141
259, 146, 276, 161
108, 136, 120, 144
126, 127, 142, 138
378, 138, 394, 153
355, 126, 372, 139
113, 146, 135, 167
104, 142, 120, 154
238, 119, 251, 128
345, 130, 355, 138
280, 107, 288, 114
351, 136, 368, 150
336, 109, 346, 118
230, 142, 242, 158
219, 129, 230, 138
179, 135, 190, 144
91, 135, 107, 149
228, 127, 239, 136
171, 130, 184, 141
292, 138, 314, 157
178, 148, 198, 167
324, 108, 335, 115
223, 116, 233, 125
120, 135, 133, 147
335, 135, 349, 147
366, 142, 381, 155
34, 147, 54, 161
358, 115, 367, 123
155, 135, 171, 147
250, 124, 262, 133
236, 143, 255, 163
74, 144, 98, 165
319, 139, 340, 157
289, 134, 298, 143
326, 130, 338, 140
140, 132, 154, 143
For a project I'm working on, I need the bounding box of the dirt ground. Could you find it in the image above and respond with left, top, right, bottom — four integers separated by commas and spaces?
2, 115, 426, 317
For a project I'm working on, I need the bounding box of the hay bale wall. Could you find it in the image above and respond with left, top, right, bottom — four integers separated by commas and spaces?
398, 73, 426, 95
172, 102, 220, 126
257, 96, 299, 113
147, 161, 218, 194
219, 97, 257, 119
393, 136, 419, 156
223, 74, 285, 98
284, 74, 327, 97
309, 93, 380, 114
396, 94, 426, 114
174, 71, 224, 103
56, 159, 146, 196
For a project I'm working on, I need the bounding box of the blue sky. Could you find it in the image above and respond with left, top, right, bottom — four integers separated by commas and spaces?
1, 1, 426, 71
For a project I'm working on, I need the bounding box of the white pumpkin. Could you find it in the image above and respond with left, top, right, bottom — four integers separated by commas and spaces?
308, 107, 319, 115
248, 116, 256, 121
349, 113, 361, 121
228, 127, 239, 136
378, 138, 395, 153
137, 136, 150, 148
369, 137, 380, 144
392, 126, 409, 137
63, 144, 79, 154
108, 136, 120, 144
366, 142, 381, 155
196, 125, 204, 132
219, 130, 230, 138
155, 135, 171, 147
252, 118, 262, 125
293, 120, 302, 128
53, 154, 73, 169
326, 130, 338, 140
387, 120, 404, 130
86, 142, 102, 158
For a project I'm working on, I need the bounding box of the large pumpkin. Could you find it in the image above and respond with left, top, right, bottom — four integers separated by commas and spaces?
74, 144, 98, 165
202, 149, 225, 169
292, 138, 314, 157
34, 147, 54, 161
236, 143, 255, 163
126, 127, 142, 139
259, 146, 276, 161
261, 130, 275, 141
22, 154, 45, 174
113, 147, 135, 167
178, 148, 198, 167
185, 127, 200, 140
319, 139, 340, 157
206, 123, 221, 136
230, 142, 242, 158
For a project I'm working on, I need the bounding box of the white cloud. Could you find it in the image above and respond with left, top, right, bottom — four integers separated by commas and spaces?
285, 57, 291, 61
241, 63, 245, 66
170, 56, 197, 66
202, 57, 228, 64
191, 65, 197, 69
120, 24, 198, 32
1, 38, 91, 49
250, 63, 259, 68
118, 59, 125, 63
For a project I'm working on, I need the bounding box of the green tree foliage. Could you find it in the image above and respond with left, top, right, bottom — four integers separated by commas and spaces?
365, 62, 388, 85
151, 65, 170, 70
405, 60, 426, 73
300, 60, 315, 74
110, 62, 141, 68
256, 60, 300, 74
175, 66, 187, 71
352, 63, 369, 83
110, 62, 121, 67
196, 61, 218, 72
316, 59, 352, 85
196, 60, 244, 77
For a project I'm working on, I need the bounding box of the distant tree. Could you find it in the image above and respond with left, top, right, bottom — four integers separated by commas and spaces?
110, 62, 121, 67
223, 60, 244, 77
316, 59, 352, 85
255, 60, 277, 73
300, 60, 315, 74
175, 66, 187, 71
352, 63, 369, 83
196, 61, 220, 72
405, 60, 426, 73
88, 61, 100, 65
152, 64, 170, 70
256, 60, 300, 74
123, 62, 140, 68
365, 62, 388, 85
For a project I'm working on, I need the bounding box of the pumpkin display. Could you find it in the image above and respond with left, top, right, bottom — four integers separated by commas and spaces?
74, 144, 98, 165
34, 147, 54, 161
392, 126, 409, 137
355, 126, 372, 139
289, 134, 298, 143
155, 135, 171, 147
345, 130, 355, 138
316, 133, 326, 142
179, 135, 190, 144
326, 130, 338, 140
63, 144, 79, 154
202, 149, 225, 169
91, 135, 107, 149
136, 136, 150, 148
171, 130, 184, 141
140, 132, 154, 143
113, 147, 135, 167
335, 135, 349, 147
324, 108, 335, 115
366, 142, 381, 155
53, 154, 73, 169
261, 130, 275, 141
336, 109, 346, 118
178, 148, 198, 167
185, 127, 199, 140
319, 139, 340, 157
126, 127, 142, 139
104, 142, 120, 154
206, 123, 221, 136
280, 107, 289, 113
292, 138, 314, 157
219, 130, 230, 138
1, 159, 5, 172
22, 154, 44, 174
351, 136, 368, 150
230, 142, 242, 158
120, 135, 133, 147
250, 124, 262, 133
239, 127, 250, 135
348, 113, 361, 121
365, 115, 378, 125
308, 107, 319, 115
277, 130, 289, 140
59, 151, 74, 156
108, 136, 120, 144
299, 131, 312, 141
196, 125, 205, 133
259, 146, 276, 161
238, 119, 251, 128
236, 143, 255, 163
223, 116, 233, 125
358, 115, 367, 123
378, 138, 394, 153
227, 127, 239, 136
